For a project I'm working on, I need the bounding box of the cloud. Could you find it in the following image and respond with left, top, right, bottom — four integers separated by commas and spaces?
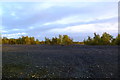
1, 2, 118, 41
10, 12, 16, 16
43, 14, 117, 26
0, 8, 2, 16
1, 28, 25, 34
11, 28, 23, 31
43, 15, 91, 25
28, 26, 34, 29
10, 11, 19, 19
0, 26, 8, 33
34, 2, 55, 10
0, 0, 119, 2
2, 32, 27, 38
46, 0, 119, 2
1, 30, 8, 33
49, 22, 118, 34
2, 2, 117, 29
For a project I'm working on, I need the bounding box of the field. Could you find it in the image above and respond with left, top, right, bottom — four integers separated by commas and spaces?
2, 45, 119, 78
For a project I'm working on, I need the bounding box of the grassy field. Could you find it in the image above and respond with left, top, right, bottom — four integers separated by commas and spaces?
2, 44, 118, 78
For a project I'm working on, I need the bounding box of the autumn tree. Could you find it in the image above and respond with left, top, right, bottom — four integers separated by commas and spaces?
58, 35, 63, 45
2, 33, 119, 45
44, 35, 73, 45
35, 39, 40, 44
101, 32, 113, 45
24, 36, 31, 44
2, 37, 9, 44
93, 33, 101, 45
30, 37, 35, 44
2, 36, 38, 45
51, 37, 58, 45
84, 32, 114, 45
112, 34, 120, 45
45, 37, 51, 44
84, 36, 93, 45
62, 35, 73, 45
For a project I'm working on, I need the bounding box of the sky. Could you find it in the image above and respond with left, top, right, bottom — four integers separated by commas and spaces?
0, 0, 118, 41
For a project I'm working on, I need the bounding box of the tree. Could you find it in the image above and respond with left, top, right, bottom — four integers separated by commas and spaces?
84, 36, 93, 45
44, 35, 73, 45
25, 36, 31, 44
45, 37, 51, 44
101, 32, 113, 45
58, 35, 63, 45
2, 36, 39, 45
21, 36, 26, 44
0, 37, 1, 44
8, 38, 16, 44
35, 39, 40, 44
16, 38, 22, 44
3, 33, 118, 45
51, 37, 58, 45
93, 33, 101, 45
113, 34, 120, 45
30, 37, 35, 44
2, 37, 9, 44
62, 35, 73, 45
84, 32, 114, 45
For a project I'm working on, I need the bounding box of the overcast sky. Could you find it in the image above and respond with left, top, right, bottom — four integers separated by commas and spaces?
0, 1, 118, 41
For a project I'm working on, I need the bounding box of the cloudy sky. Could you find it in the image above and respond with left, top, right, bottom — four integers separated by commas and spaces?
0, 0, 118, 41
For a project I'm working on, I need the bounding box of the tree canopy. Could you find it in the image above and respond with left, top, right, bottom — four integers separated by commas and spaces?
84, 32, 120, 45
2, 36, 40, 45
1, 33, 120, 45
45, 35, 73, 45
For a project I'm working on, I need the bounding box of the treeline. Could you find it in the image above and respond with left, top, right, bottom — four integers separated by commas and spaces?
2, 36, 41, 45
2, 35, 73, 45
45, 35, 73, 45
84, 32, 120, 45
1, 33, 120, 45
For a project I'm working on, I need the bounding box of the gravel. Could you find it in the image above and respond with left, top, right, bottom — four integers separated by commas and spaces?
2, 44, 119, 78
